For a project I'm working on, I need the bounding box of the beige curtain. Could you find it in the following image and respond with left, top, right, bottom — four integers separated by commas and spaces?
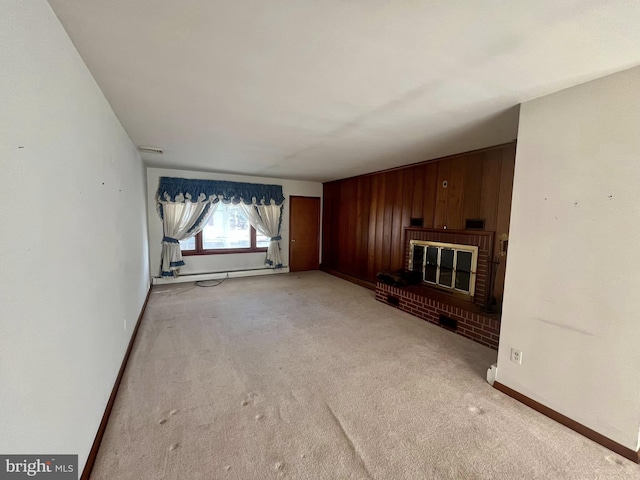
238, 203, 284, 268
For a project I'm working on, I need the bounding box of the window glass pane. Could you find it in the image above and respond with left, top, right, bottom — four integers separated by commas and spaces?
425, 265, 437, 283
412, 245, 424, 272
439, 269, 453, 287
456, 251, 472, 273
455, 271, 470, 292
426, 247, 438, 265
425, 247, 438, 283
438, 249, 454, 287
202, 203, 250, 249
455, 251, 472, 292
440, 249, 454, 269
256, 232, 270, 248
179, 236, 195, 251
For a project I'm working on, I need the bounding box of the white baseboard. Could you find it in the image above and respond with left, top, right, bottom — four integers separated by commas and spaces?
152, 267, 290, 285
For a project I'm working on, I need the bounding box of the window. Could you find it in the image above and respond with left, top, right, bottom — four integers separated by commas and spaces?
179, 203, 270, 255
409, 240, 478, 298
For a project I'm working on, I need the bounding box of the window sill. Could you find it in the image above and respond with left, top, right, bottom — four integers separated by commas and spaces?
182, 248, 268, 256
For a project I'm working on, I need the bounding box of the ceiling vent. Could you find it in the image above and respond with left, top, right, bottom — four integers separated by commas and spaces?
138, 146, 163, 154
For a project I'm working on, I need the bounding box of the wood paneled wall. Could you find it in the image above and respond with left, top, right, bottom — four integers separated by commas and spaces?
322, 142, 516, 300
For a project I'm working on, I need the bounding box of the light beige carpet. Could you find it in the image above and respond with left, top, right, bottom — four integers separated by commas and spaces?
91, 271, 640, 479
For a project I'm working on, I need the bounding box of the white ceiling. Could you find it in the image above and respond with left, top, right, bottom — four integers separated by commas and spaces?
48, 0, 640, 182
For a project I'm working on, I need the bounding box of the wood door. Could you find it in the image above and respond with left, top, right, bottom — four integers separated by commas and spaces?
289, 196, 321, 272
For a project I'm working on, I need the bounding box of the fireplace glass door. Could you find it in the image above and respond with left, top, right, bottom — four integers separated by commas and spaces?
409, 240, 478, 299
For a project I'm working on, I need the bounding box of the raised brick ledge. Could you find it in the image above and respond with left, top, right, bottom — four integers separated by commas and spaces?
404, 228, 495, 307
376, 282, 500, 350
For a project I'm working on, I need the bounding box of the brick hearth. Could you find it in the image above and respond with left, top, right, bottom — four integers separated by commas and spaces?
374, 227, 501, 350
375, 282, 500, 349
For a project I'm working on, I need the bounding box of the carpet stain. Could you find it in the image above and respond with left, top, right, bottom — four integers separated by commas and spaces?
468, 406, 486, 415
159, 418, 167, 425
169, 409, 178, 416
605, 455, 625, 466
241, 400, 249, 406
169, 443, 179, 451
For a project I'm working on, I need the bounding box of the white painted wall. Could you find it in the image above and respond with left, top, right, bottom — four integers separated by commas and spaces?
497, 66, 640, 450
147, 167, 322, 277
0, 1, 150, 475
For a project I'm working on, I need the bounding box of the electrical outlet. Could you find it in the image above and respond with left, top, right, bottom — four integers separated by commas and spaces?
510, 348, 522, 365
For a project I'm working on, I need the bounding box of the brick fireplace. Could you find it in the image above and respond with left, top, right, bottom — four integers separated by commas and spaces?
375, 228, 501, 349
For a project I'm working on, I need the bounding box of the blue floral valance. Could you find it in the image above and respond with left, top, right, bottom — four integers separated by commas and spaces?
156, 176, 285, 206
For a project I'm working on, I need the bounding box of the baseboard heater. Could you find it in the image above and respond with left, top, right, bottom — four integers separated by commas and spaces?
152, 266, 290, 285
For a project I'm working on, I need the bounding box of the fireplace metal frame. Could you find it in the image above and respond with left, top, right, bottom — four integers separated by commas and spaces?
408, 239, 479, 300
